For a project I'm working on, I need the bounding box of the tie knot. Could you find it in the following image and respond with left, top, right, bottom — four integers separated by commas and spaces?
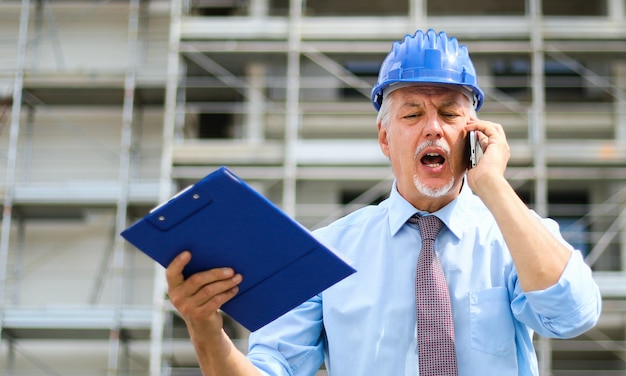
409, 214, 444, 241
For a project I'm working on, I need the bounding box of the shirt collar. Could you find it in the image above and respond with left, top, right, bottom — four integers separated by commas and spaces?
387, 178, 471, 240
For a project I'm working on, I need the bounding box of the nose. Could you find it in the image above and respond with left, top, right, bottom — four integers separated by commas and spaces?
423, 112, 443, 139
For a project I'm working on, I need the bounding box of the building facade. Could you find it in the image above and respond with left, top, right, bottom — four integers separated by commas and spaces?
0, 0, 625, 374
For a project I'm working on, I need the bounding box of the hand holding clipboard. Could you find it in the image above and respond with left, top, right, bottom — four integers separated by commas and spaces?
121, 166, 355, 331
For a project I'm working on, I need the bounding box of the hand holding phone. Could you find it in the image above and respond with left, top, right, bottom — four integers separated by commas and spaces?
468, 130, 483, 169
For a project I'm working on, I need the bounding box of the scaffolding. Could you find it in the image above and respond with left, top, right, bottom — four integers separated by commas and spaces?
1, 0, 626, 374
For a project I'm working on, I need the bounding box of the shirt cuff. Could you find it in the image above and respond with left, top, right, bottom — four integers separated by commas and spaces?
523, 250, 601, 337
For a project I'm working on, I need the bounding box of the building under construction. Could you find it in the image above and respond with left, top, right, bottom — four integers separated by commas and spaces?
0, 0, 625, 374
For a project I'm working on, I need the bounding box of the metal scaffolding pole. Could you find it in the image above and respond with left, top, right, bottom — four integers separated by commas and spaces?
282, 0, 303, 218
0, 0, 30, 340
245, 63, 267, 143
10, 106, 33, 308
107, 0, 141, 374
528, 0, 551, 374
409, 0, 426, 29
529, 0, 547, 218
151, 0, 183, 374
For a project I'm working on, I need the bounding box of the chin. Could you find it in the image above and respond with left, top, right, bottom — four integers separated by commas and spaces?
413, 176, 455, 198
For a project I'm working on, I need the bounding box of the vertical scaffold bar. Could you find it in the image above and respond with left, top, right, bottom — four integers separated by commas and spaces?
107, 0, 141, 374
151, 0, 183, 374
282, 0, 303, 218
0, 0, 30, 341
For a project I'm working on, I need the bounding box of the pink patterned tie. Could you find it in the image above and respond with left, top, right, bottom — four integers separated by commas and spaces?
409, 215, 458, 376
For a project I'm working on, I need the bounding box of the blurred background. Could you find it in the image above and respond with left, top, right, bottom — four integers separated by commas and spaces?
0, 0, 625, 374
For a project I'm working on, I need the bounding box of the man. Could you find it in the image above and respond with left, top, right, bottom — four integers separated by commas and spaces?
166, 29, 601, 375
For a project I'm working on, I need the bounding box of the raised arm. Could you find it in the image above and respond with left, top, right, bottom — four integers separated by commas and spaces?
465, 119, 572, 292
166, 251, 262, 375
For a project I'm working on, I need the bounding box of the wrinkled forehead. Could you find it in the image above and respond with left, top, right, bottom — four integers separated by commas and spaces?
390, 84, 471, 107
394, 85, 471, 107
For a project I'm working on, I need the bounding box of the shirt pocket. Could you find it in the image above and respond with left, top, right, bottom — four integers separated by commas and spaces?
469, 286, 516, 357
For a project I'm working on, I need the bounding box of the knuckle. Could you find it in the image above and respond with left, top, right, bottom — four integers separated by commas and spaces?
201, 283, 217, 299
187, 273, 205, 286
169, 294, 184, 310
212, 288, 237, 307
164, 267, 176, 281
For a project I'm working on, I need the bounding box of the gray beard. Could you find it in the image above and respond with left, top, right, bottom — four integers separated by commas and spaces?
413, 175, 455, 198
412, 140, 454, 198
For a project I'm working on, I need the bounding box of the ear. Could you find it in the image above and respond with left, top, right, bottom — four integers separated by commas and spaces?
378, 121, 390, 158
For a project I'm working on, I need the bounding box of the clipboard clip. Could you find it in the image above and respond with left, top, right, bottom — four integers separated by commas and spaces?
146, 185, 213, 231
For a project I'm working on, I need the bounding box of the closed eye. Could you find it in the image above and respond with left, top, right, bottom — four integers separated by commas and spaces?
440, 112, 464, 123
403, 112, 423, 119
441, 112, 459, 118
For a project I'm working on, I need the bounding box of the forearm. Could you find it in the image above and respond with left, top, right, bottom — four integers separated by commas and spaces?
475, 175, 571, 292
190, 327, 262, 376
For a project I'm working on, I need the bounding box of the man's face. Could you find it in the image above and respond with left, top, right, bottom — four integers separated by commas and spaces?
377, 85, 472, 212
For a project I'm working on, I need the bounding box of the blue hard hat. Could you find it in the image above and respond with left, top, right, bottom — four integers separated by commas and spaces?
371, 29, 484, 111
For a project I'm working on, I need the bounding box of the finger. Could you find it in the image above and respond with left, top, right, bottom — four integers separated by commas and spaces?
479, 136, 489, 150
467, 119, 490, 134
183, 284, 241, 325
469, 120, 504, 143
186, 269, 241, 301
464, 118, 477, 133
209, 286, 240, 310
198, 276, 242, 310
165, 251, 191, 288
178, 272, 242, 313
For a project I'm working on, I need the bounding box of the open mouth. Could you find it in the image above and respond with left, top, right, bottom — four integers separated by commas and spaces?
420, 152, 445, 167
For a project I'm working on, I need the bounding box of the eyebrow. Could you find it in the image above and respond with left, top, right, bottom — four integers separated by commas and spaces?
399, 102, 424, 110
440, 100, 463, 109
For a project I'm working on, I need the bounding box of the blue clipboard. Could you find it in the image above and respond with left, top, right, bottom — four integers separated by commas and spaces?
121, 166, 356, 331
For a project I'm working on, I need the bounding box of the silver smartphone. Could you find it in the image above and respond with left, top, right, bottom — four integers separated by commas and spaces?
468, 130, 482, 169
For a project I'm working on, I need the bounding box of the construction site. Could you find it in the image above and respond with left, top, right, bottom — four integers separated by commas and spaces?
0, 0, 625, 374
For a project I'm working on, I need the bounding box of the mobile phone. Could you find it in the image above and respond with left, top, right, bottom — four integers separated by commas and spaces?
468, 130, 482, 169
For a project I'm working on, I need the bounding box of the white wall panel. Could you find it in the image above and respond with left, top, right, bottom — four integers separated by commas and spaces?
8, 106, 164, 184
6, 215, 155, 307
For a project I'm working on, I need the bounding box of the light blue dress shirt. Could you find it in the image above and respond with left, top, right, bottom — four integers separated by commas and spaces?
247, 181, 602, 376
